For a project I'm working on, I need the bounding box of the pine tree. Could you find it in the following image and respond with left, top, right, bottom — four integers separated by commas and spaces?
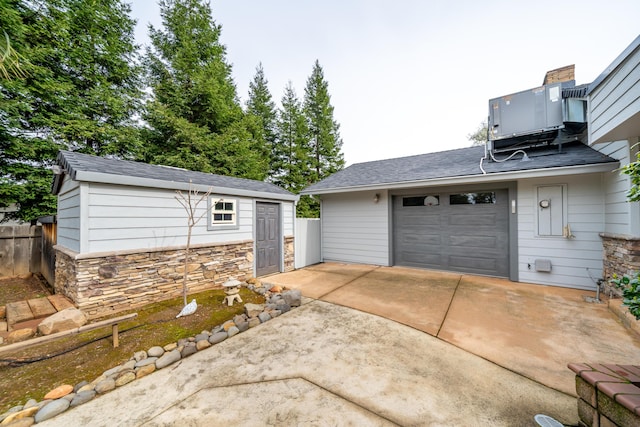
142, 0, 267, 180
301, 60, 345, 217
246, 63, 276, 177
303, 60, 345, 180
0, 0, 142, 222
275, 82, 309, 193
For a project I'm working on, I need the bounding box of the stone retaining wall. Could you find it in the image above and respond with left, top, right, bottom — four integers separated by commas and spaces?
54, 241, 254, 319
601, 233, 640, 297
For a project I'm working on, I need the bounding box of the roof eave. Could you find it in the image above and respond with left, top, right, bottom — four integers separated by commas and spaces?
73, 170, 299, 202
301, 162, 619, 195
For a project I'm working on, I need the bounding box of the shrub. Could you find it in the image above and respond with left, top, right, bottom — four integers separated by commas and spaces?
610, 273, 640, 320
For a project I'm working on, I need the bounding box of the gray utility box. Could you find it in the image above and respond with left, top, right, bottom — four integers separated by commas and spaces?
489, 81, 571, 141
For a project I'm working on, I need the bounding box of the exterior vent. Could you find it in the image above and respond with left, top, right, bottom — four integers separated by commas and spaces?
535, 259, 552, 272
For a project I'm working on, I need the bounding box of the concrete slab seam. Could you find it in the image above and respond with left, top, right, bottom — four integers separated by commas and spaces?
436, 274, 463, 337
139, 375, 403, 427
316, 265, 382, 300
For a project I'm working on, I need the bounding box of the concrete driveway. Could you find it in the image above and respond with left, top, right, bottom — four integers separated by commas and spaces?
265, 263, 640, 396
39, 263, 640, 426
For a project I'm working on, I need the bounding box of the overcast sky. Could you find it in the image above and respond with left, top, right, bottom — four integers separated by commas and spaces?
130, 0, 640, 166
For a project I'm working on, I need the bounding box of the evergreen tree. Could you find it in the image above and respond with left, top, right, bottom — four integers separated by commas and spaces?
0, 0, 142, 222
301, 60, 345, 216
142, 0, 267, 180
246, 63, 276, 177
275, 82, 309, 196
303, 60, 344, 180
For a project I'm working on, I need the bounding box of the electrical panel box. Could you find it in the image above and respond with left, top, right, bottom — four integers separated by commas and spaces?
488, 82, 568, 142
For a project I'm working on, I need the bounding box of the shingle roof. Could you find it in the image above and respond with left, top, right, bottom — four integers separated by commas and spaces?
54, 151, 294, 198
303, 142, 617, 194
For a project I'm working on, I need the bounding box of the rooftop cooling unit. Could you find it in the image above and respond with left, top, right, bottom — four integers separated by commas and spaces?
488, 80, 586, 153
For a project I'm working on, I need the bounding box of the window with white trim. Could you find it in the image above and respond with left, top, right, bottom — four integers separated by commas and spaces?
211, 198, 237, 226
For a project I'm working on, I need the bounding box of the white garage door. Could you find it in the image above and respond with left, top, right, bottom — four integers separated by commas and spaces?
393, 189, 509, 277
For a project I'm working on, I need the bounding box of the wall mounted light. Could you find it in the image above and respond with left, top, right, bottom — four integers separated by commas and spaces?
373, 193, 379, 203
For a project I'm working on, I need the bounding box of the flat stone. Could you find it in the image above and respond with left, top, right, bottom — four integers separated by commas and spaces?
0, 406, 38, 424
134, 357, 158, 368
27, 298, 56, 318
181, 343, 197, 358
136, 364, 156, 379
70, 390, 96, 407
269, 285, 283, 293
235, 321, 249, 332
208, 331, 228, 344
47, 295, 74, 311
73, 381, 89, 393
248, 317, 260, 328
194, 333, 209, 342
196, 339, 211, 351
163, 342, 178, 352
37, 308, 87, 335
258, 312, 271, 323
43, 384, 73, 400
156, 349, 181, 369
244, 303, 265, 318
0, 321, 9, 332
77, 384, 95, 393
5, 301, 33, 325
34, 399, 70, 423
1, 417, 34, 427
270, 309, 282, 318
94, 378, 116, 394
62, 393, 75, 402
122, 360, 136, 371
227, 326, 240, 337
115, 372, 136, 387
7, 328, 35, 343
147, 346, 164, 357
103, 365, 123, 378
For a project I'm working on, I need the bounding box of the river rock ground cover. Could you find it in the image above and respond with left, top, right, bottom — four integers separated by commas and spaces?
0, 277, 265, 412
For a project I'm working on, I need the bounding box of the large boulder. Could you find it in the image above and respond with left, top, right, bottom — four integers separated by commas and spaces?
38, 307, 87, 335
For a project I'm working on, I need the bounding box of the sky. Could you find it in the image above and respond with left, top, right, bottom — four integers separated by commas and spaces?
130, 0, 640, 166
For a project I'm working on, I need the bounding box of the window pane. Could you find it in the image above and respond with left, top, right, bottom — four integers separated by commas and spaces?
213, 213, 223, 221
223, 213, 232, 221
224, 202, 233, 211
449, 192, 496, 205
215, 202, 223, 210
402, 195, 439, 207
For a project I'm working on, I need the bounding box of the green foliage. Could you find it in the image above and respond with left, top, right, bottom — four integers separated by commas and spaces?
622, 150, 640, 202
246, 63, 276, 175
303, 60, 345, 183
610, 273, 640, 320
0, 0, 142, 222
142, 0, 266, 180
467, 120, 489, 146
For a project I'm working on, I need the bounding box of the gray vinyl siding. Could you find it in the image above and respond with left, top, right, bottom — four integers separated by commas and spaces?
589, 43, 640, 144
56, 176, 81, 252
85, 183, 253, 253
321, 191, 390, 266
282, 201, 294, 236
517, 174, 604, 290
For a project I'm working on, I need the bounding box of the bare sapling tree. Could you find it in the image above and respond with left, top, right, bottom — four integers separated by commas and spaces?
175, 181, 212, 312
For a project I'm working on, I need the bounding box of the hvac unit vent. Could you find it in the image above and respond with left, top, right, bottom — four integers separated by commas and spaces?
488, 81, 578, 153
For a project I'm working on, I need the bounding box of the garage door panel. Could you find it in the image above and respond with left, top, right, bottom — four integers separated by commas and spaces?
449, 213, 496, 226
401, 251, 442, 265
449, 235, 498, 249
393, 189, 509, 277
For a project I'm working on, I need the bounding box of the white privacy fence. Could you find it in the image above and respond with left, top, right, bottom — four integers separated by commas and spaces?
295, 218, 321, 269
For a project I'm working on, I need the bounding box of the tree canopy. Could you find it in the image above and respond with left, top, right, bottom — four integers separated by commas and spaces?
0, 0, 142, 222
141, 0, 267, 180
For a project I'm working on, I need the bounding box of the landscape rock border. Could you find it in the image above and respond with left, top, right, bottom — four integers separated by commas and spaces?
0, 284, 301, 426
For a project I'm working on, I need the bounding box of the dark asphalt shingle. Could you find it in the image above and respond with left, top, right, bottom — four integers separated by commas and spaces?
56, 151, 293, 197
303, 142, 617, 193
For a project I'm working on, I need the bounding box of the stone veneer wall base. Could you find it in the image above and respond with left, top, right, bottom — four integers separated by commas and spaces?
600, 233, 640, 298
54, 241, 254, 319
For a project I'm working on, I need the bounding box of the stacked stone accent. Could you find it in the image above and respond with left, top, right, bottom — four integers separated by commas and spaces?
600, 233, 640, 297
284, 236, 295, 272
54, 241, 254, 319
